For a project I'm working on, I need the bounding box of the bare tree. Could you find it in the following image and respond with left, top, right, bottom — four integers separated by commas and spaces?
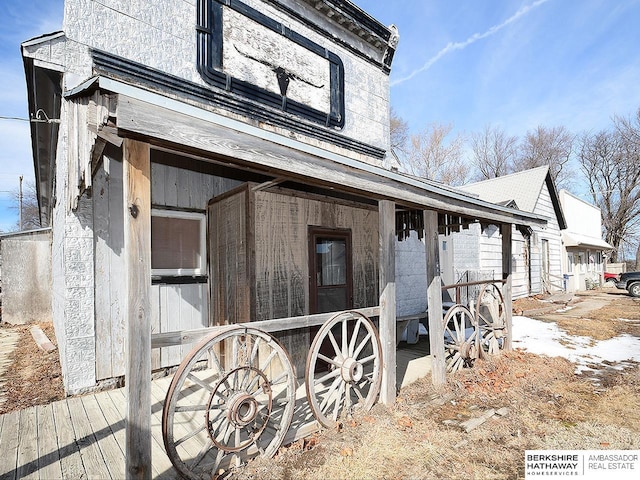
515, 125, 574, 189
577, 113, 640, 262
469, 125, 518, 180
10, 180, 41, 231
390, 107, 409, 159
402, 123, 469, 186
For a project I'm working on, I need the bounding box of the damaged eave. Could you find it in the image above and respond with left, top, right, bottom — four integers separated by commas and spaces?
68, 76, 546, 229
21, 37, 64, 228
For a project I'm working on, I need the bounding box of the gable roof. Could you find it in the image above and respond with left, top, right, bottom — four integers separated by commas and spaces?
459, 166, 567, 229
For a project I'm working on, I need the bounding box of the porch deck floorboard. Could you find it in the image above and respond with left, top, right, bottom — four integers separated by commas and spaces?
0, 344, 432, 479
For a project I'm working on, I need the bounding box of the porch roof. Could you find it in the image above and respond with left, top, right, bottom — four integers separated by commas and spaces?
68, 75, 548, 228
562, 232, 613, 250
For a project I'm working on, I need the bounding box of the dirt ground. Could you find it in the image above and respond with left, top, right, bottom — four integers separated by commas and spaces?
0, 288, 638, 479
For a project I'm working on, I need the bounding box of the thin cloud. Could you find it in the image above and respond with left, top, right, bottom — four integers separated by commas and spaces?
391, 0, 551, 86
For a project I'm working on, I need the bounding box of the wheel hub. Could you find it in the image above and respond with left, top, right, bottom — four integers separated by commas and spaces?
227, 393, 259, 427
340, 357, 364, 383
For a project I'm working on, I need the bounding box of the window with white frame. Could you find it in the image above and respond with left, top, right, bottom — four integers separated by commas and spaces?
567, 252, 574, 273
151, 209, 206, 276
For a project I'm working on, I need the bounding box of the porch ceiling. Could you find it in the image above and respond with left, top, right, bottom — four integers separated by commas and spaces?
69, 76, 547, 228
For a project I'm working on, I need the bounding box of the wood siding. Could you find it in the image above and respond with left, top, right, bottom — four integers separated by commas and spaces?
208, 184, 379, 374
94, 154, 241, 379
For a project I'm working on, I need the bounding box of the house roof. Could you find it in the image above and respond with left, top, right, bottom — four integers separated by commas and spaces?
459, 166, 567, 229
562, 232, 613, 250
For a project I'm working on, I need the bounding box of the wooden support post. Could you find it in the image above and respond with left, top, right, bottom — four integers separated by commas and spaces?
501, 223, 513, 351
123, 138, 152, 479
378, 200, 396, 404
425, 210, 445, 386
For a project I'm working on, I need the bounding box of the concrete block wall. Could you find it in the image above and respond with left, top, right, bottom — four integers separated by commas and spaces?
51, 100, 97, 395
395, 231, 427, 316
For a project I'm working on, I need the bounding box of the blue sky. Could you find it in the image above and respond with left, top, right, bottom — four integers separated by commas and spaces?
1, 0, 639, 231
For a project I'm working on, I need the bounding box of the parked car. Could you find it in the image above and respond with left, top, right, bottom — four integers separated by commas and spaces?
615, 272, 640, 297
604, 272, 618, 284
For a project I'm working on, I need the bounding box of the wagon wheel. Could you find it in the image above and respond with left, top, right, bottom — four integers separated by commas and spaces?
476, 283, 507, 356
162, 326, 296, 479
305, 311, 383, 428
443, 304, 479, 373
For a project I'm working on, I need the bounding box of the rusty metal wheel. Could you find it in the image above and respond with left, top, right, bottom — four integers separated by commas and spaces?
162, 326, 296, 479
305, 311, 382, 428
443, 304, 479, 373
476, 283, 507, 355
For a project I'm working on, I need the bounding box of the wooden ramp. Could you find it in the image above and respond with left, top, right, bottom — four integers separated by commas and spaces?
0, 342, 432, 479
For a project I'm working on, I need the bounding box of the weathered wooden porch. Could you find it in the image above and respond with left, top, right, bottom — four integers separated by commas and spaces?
0, 342, 431, 479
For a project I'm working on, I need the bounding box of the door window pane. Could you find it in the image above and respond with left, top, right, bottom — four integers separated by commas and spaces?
316, 239, 346, 286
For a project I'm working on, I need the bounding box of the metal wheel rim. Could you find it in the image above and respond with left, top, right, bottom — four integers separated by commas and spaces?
443, 304, 478, 373
475, 283, 507, 355
305, 311, 382, 428
162, 326, 296, 479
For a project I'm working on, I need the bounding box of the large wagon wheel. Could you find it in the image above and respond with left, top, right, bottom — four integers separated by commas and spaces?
443, 304, 479, 373
162, 326, 296, 479
305, 311, 382, 428
476, 283, 507, 356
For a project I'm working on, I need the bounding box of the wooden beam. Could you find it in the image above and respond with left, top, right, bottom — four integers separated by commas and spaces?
123, 138, 152, 479
501, 224, 513, 351
151, 307, 380, 348
425, 210, 445, 386
378, 200, 396, 404
116, 95, 547, 228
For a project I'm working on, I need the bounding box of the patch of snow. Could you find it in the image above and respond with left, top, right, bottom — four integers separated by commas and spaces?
555, 305, 574, 313
512, 316, 640, 374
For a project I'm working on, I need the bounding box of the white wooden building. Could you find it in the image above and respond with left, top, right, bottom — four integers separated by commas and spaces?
558, 189, 613, 291
22, 0, 546, 474
453, 166, 567, 298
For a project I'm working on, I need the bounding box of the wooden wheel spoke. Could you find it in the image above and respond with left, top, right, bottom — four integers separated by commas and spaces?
328, 331, 343, 361
314, 367, 341, 386
175, 403, 213, 413
352, 381, 365, 401
332, 381, 346, 421
175, 424, 206, 448
357, 353, 376, 365
348, 318, 363, 356
353, 332, 372, 358
317, 352, 341, 368
189, 438, 215, 469
186, 372, 216, 393
259, 349, 278, 373
319, 376, 343, 412
249, 336, 262, 365
342, 318, 348, 356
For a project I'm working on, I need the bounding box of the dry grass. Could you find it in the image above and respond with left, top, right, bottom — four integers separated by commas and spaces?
231, 351, 640, 480
0, 322, 65, 414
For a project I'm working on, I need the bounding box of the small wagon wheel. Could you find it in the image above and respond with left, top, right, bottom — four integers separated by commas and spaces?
476, 283, 507, 355
162, 326, 296, 479
305, 311, 383, 428
443, 304, 479, 373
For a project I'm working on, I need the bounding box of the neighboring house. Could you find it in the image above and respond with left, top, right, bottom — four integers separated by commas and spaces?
455, 166, 568, 299
21, 0, 545, 402
558, 189, 613, 291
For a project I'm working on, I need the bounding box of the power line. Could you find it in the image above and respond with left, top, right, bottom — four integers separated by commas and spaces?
0, 116, 29, 122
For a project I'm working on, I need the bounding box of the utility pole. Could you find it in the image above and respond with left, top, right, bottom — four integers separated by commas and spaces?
19, 175, 23, 231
